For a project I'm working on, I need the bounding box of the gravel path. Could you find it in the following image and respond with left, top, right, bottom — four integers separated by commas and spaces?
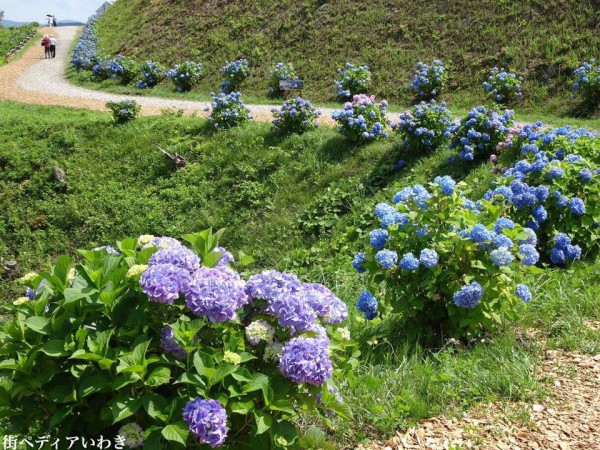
3, 26, 338, 124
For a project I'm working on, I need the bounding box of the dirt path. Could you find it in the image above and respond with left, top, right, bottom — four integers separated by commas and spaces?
0, 26, 337, 124
356, 349, 600, 450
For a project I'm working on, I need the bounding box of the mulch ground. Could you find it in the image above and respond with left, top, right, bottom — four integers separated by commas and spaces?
356, 349, 600, 450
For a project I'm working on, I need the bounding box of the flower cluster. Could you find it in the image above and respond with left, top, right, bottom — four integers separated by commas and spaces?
268, 62, 298, 97
450, 106, 513, 161
334, 62, 371, 98
105, 100, 141, 124
354, 178, 538, 337
332, 94, 390, 142
118, 423, 144, 449
549, 233, 582, 265
183, 399, 228, 448
270, 97, 321, 134
208, 91, 252, 129
136, 60, 166, 89
71, 17, 99, 71
279, 336, 332, 385
482, 67, 524, 103
572, 59, 600, 105
408, 60, 448, 99
393, 100, 453, 151
166, 61, 204, 92
160, 326, 187, 359
220, 58, 250, 94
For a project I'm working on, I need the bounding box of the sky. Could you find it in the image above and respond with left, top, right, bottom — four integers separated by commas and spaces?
0, 0, 103, 22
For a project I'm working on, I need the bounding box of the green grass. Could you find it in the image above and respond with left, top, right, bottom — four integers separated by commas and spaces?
0, 25, 36, 65
0, 100, 598, 446
90, 0, 600, 114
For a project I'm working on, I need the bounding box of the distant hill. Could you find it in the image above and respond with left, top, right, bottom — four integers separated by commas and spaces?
2, 20, 33, 27
2, 19, 83, 27
57, 20, 85, 26
93, 0, 600, 106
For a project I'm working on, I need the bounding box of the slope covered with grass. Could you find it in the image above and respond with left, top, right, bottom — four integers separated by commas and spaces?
94, 0, 600, 109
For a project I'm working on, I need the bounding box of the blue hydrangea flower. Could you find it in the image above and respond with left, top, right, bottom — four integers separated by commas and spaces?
518, 228, 538, 246
160, 326, 187, 360
569, 198, 586, 216
469, 224, 494, 243
550, 247, 566, 265
566, 245, 582, 261
453, 282, 483, 309
370, 229, 389, 250
399, 253, 420, 271
279, 337, 332, 385
493, 234, 514, 249
579, 168, 593, 181
183, 398, 228, 448
356, 290, 378, 320
518, 244, 539, 266
140, 264, 191, 304
433, 175, 456, 195
515, 284, 532, 303
494, 218, 515, 234
554, 233, 571, 249
419, 248, 439, 268
490, 247, 514, 266
352, 252, 366, 273
376, 249, 398, 268
532, 205, 547, 223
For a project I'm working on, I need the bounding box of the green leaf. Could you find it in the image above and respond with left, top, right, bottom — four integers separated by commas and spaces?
273, 420, 298, 447
253, 410, 272, 435
243, 374, 269, 393
111, 394, 143, 423
208, 364, 237, 388
63, 287, 97, 305
49, 405, 74, 428
230, 400, 255, 415
143, 394, 169, 422
70, 350, 102, 361
79, 373, 112, 398
269, 399, 295, 415
202, 251, 223, 268
41, 339, 69, 357
145, 367, 171, 387
25, 317, 51, 335
161, 421, 189, 446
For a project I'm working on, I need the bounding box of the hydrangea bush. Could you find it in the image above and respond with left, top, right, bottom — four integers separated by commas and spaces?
270, 97, 321, 134
220, 59, 250, 94
489, 126, 600, 261
268, 62, 298, 97
450, 106, 514, 161
71, 18, 100, 71
136, 60, 167, 89
353, 178, 539, 339
0, 230, 356, 448
166, 61, 204, 92
482, 67, 524, 103
332, 94, 390, 142
208, 91, 252, 129
393, 100, 453, 152
408, 60, 448, 99
92, 55, 139, 84
106, 100, 141, 124
334, 62, 371, 99
572, 59, 600, 106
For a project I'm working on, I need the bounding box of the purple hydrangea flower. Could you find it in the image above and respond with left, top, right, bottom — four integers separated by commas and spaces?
214, 246, 235, 267
185, 267, 248, 322
140, 264, 191, 304
160, 326, 187, 360
149, 245, 200, 274
245, 270, 301, 303
183, 398, 228, 448
279, 337, 333, 385
302, 283, 349, 325
268, 292, 318, 333
453, 281, 483, 308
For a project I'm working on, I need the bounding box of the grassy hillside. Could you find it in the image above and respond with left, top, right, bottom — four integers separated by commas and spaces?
94, 0, 600, 108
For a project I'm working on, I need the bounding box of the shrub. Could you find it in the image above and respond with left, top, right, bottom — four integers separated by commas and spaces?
270, 97, 321, 134
408, 60, 448, 99
450, 106, 513, 161
208, 91, 252, 129
393, 100, 453, 151
353, 179, 538, 339
482, 67, 524, 103
334, 62, 371, 99
332, 94, 390, 142
92, 55, 138, 84
71, 17, 99, 71
572, 59, 600, 106
136, 60, 167, 89
166, 61, 204, 92
0, 230, 356, 447
488, 128, 599, 262
268, 62, 298, 97
220, 59, 250, 94
106, 100, 141, 124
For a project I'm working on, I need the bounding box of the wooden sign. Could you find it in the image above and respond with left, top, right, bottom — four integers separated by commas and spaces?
279, 80, 305, 90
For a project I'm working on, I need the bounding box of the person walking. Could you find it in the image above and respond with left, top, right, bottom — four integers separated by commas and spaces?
41, 35, 51, 59
49, 35, 57, 58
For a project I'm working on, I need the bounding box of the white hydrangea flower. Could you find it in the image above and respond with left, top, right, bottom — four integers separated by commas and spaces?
223, 351, 241, 365
13, 297, 30, 306
19, 272, 38, 283
338, 327, 351, 341
263, 341, 283, 362
118, 423, 144, 449
126, 265, 148, 280
137, 234, 155, 249
245, 320, 275, 346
